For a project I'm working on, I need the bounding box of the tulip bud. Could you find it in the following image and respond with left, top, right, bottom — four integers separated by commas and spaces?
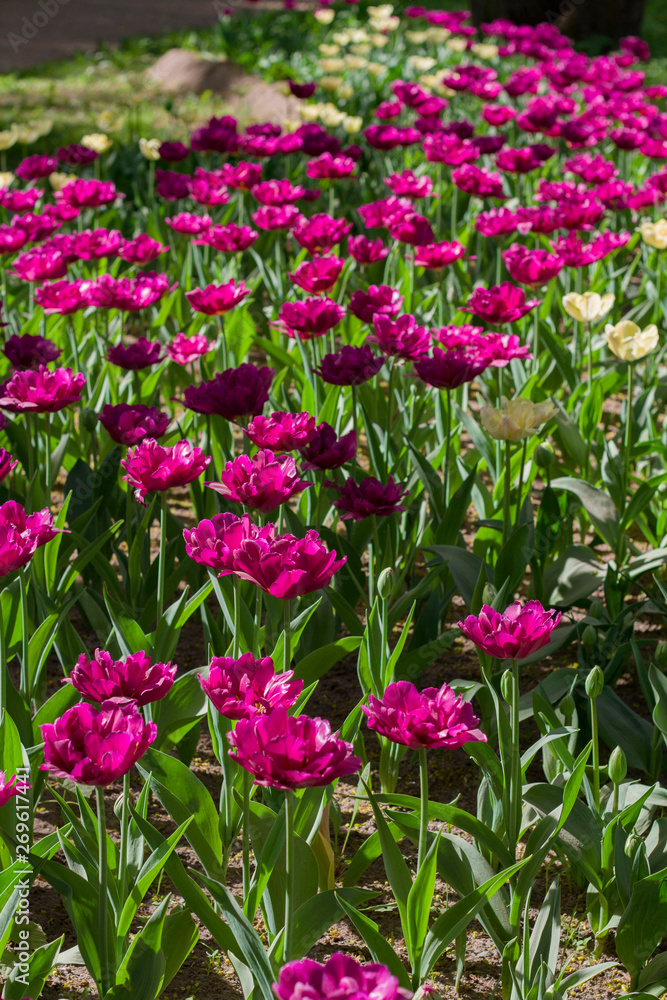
81, 408, 98, 432
535, 443, 555, 469
482, 583, 497, 606
560, 693, 576, 720
585, 666, 605, 700
608, 746, 627, 785
582, 625, 597, 651
377, 567, 394, 602
503, 937, 521, 964
655, 641, 667, 669
589, 600, 604, 620
625, 832, 643, 860
501, 668, 513, 703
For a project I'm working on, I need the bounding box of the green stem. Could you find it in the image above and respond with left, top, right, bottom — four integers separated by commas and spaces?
623, 362, 633, 501
283, 599, 292, 674
351, 384, 358, 479
156, 491, 168, 622
591, 695, 600, 812
509, 658, 522, 859
96, 786, 113, 996
586, 322, 593, 391
253, 588, 263, 657
44, 412, 52, 506
384, 361, 395, 470
283, 789, 295, 964
118, 772, 131, 933
242, 768, 252, 900
444, 389, 452, 504
19, 569, 30, 702
611, 780, 619, 818
233, 576, 242, 658
0, 591, 6, 718
418, 748, 429, 871
514, 438, 528, 527
502, 439, 512, 545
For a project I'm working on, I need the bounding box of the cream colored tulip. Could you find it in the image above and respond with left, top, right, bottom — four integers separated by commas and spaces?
337, 84, 354, 101
480, 397, 557, 443
370, 32, 390, 46
319, 104, 346, 126
562, 292, 614, 324
331, 33, 349, 46
0, 172, 15, 189
139, 138, 161, 161
408, 55, 436, 73
344, 55, 367, 70
405, 30, 428, 44
81, 133, 112, 153
446, 37, 468, 52
472, 42, 499, 59
320, 58, 346, 73
343, 115, 363, 134
314, 8, 334, 24
0, 130, 18, 152
12, 126, 40, 145
299, 104, 322, 122
639, 219, 667, 250
320, 75, 344, 92
367, 62, 385, 77
48, 172, 70, 191
368, 4, 394, 16
319, 43, 341, 56
605, 320, 659, 361
350, 43, 372, 56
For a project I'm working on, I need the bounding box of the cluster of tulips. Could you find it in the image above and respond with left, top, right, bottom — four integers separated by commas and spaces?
2, 3, 667, 1000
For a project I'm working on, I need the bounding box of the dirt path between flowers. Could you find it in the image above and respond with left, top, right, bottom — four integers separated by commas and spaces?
0, 0, 311, 74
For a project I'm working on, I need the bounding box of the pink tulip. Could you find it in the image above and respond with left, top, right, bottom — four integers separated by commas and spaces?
0, 501, 61, 576
84, 272, 175, 311
503, 244, 564, 286
292, 214, 352, 254
167, 332, 215, 365
452, 164, 506, 199
185, 280, 250, 315
33, 279, 89, 315
244, 411, 317, 452
121, 439, 211, 504
349, 285, 403, 324
41, 700, 157, 786
193, 224, 258, 253
306, 153, 356, 180
57, 178, 121, 209
384, 170, 433, 199
278, 298, 345, 339
475, 208, 519, 238
184, 512, 274, 575
414, 241, 466, 269
369, 314, 431, 361
0, 449, 18, 483
165, 212, 212, 235
251, 179, 305, 206
15, 154, 58, 180
12, 248, 69, 283
0, 771, 31, 807
0, 187, 42, 213
205, 449, 311, 513
200, 653, 303, 720
118, 235, 170, 265
252, 205, 302, 231
0, 365, 85, 413
181, 364, 273, 421
273, 953, 412, 1000
219, 161, 263, 190
387, 212, 434, 247
70, 228, 124, 261
228, 707, 361, 790
68, 649, 176, 706
98, 403, 170, 446
289, 255, 344, 295
458, 600, 561, 660
233, 528, 346, 599
414, 347, 488, 390
348, 235, 389, 265
363, 680, 486, 749
463, 283, 540, 324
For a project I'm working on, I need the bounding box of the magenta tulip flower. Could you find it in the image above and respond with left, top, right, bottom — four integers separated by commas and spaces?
15, 154, 58, 181
205, 449, 311, 513
185, 280, 251, 315
0, 501, 61, 576
184, 512, 274, 575
233, 528, 346, 599
228, 707, 361, 790
98, 403, 170, 446
118, 235, 170, 266
348, 235, 389, 265
244, 412, 316, 452
0, 366, 85, 413
363, 680, 486, 749
349, 285, 403, 324
273, 953, 412, 1000
278, 298, 345, 340
181, 364, 273, 421
314, 345, 383, 386
414, 241, 467, 270
200, 653, 303, 720
463, 283, 541, 324
298, 423, 356, 471
121, 439, 211, 504
0, 772, 31, 807
67, 649, 176, 706
107, 338, 165, 371
57, 178, 120, 209
503, 244, 564, 286
289, 255, 344, 295
166, 332, 215, 366
414, 347, 488, 391
292, 214, 352, 254
327, 475, 407, 520
305, 153, 355, 179
3, 334, 61, 370
193, 223, 258, 253
40, 700, 157, 786
458, 600, 561, 660
369, 314, 431, 361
